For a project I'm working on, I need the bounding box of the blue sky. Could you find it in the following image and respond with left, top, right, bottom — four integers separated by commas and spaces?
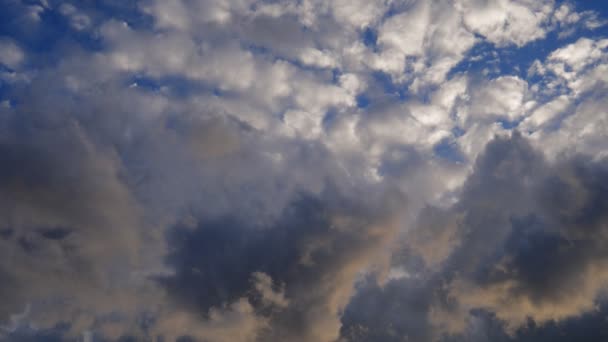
1, 1, 608, 341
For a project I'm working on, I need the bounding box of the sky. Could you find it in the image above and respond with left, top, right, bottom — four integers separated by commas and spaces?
0, 0, 608, 341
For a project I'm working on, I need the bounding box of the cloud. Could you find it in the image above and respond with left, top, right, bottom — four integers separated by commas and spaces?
0, 98, 148, 338
337, 133, 608, 341
0, 0, 607, 341
461, 0, 553, 47
160, 189, 404, 341
381, 133, 608, 339
467, 76, 529, 121
58, 4, 92, 31
341, 276, 437, 342
0, 38, 24, 69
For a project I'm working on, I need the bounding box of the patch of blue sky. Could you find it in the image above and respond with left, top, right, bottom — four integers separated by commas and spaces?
127, 75, 164, 92
370, 71, 409, 101
356, 94, 370, 109
322, 107, 339, 131
570, 0, 608, 19
448, 38, 554, 82
496, 117, 525, 130
433, 138, 466, 163
0, 0, 154, 59
451, 126, 466, 138
1, 3, 93, 53
448, 9, 608, 84
361, 27, 378, 52
243, 43, 272, 57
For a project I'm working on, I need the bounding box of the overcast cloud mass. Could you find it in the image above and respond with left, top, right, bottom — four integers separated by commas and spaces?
1, 0, 608, 341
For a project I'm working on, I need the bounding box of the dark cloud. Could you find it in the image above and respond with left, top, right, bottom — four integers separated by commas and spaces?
341, 133, 608, 341
0, 323, 71, 342
340, 277, 436, 342
446, 304, 608, 342
0, 97, 145, 338
1, 0, 607, 341
0, 47, 401, 340
440, 133, 608, 329
161, 188, 404, 341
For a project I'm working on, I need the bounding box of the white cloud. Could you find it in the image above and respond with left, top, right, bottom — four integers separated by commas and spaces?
554, 3, 580, 25
460, 76, 528, 123
530, 95, 608, 160
298, 48, 338, 69
0, 39, 24, 69
141, 0, 240, 30
367, 0, 479, 88
378, 2, 429, 57
330, 0, 390, 28
462, 0, 553, 47
549, 38, 608, 74
283, 109, 324, 138
521, 95, 570, 131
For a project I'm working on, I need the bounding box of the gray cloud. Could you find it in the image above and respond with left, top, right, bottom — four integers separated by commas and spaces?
160, 186, 404, 342
440, 134, 608, 331
343, 133, 608, 341
1, 0, 608, 341
0, 98, 149, 339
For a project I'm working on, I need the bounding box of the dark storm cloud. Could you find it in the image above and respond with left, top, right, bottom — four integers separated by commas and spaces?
441, 134, 608, 328
341, 133, 608, 341
440, 303, 608, 342
340, 276, 436, 342
510, 303, 608, 342
161, 188, 404, 342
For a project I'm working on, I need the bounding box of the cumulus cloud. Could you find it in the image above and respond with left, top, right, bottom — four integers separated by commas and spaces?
374, 134, 608, 341
334, 134, 608, 342
461, 0, 553, 47
0, 0, 608, 341
462, 76, 529, 122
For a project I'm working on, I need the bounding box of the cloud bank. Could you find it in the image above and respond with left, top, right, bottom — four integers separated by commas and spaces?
0, 0, 607, 341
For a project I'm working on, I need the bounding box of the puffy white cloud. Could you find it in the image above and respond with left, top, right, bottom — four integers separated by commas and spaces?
372, 0, 477, 87
552, 2, 607, 36
330, 0, 391, 28
462, 0, 553, 47
531, 95, 608, 160
549, 38, 608, 74
520, 95, 570, 131
101, 21, 259, 91
378, 2, 429, 58
540, 38, 608, 96
298, 48, 338, 68
460, 76, 529, 123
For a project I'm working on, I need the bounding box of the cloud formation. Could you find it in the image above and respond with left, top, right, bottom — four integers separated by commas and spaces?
0, 0, 607, 341
344, 134, 608, 341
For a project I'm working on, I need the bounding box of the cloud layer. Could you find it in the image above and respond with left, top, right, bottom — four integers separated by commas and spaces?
0, 0, 607, 341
